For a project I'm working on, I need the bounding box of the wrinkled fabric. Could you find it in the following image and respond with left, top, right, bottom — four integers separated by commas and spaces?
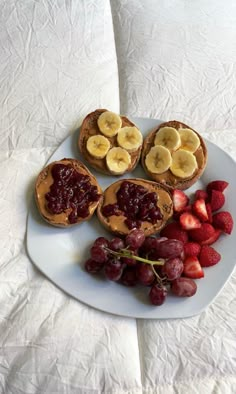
0, 0, 236, 393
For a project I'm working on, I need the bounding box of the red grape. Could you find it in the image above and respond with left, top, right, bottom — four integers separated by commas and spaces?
120, 249, 138, 266
104, 258, 123, 281
154, 237, 168, 245
120, 256, 137, 266
171, 277, 197, 297
109, 237, 125, 251
85, 258, 104, 273
125, 229, 145, 250
162, 257, 184, 281
141, 236, 158, 253
149, 284, 167, 305
94, 237, 109, 248
136, 263, 155, 286
91, 245, 109, 263
141, 237, 168, 258
120, 267, 137, 286
85, 231, 199, 306
155, 239, 184, 259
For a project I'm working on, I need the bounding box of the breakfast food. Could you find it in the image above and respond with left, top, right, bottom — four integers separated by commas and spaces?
84, 179, 233, 306
35, 158, 102, 227
78, 109, 143, 175
97, 178, 173, 236
141, 120, 208, 190
84, 229, 197, 306
160, 179, 233, 278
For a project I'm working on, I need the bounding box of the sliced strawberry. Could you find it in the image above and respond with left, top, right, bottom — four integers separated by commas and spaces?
160, 222, 189, 244
184, 242, 201, 257
173, 204, 192, 221
200, 228, 221, 246
179, 213, 201, 231
206, 180, 229, 194
199, 245, 221, 267
195, 189, 208, 201
210, 190, 225, 212
189, 223, 215, 242
183, 256, 204, 279
206, 203, 212, 223
192, 199, 208, 222
212, 211, 234, 234
172, 189, 189, 212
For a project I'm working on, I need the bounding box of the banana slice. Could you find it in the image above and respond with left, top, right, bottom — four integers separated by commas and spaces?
145, 145, 172, 174
106, 147, 131, 174
86, 135, 110, 159
97, 111, 122, 137
178, 128, 200, 153
117, 126, 143, 152
154, 127, 181, 151
170, 149, 198, 178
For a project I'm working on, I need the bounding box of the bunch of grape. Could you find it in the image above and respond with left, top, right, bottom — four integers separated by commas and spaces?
85, 229, 197, 306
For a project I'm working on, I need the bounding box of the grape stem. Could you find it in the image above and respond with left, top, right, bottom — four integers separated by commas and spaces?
151, 264, 165, 286
106, 248, 165, 266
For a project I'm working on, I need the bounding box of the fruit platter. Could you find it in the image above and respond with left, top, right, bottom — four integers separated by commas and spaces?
27, 113, 236, 319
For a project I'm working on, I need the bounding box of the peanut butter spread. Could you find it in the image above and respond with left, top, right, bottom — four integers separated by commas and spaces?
97, 179, 173, 236
35, 158, 101, 227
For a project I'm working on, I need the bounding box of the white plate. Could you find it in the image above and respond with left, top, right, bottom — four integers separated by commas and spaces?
27, 118, 236, 319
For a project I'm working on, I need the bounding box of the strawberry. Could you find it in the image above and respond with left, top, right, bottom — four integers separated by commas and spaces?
179, 213, 201, 230
206, 203, 212, 223
192, 199, 208, 222
210, 190, 225, 212
195, 189, 208, 201
183, 256, 204, 279
206, 180, 229, 194
189, 223, 215, 242
173, 205, 192, 221
184, 242, 201, 257
212, 211, 234, 234
199, 245, 221, 267
200, 228, 221, 246
182, 205, 192, 213
172, 189, 189, 212
160, 222, 189, 244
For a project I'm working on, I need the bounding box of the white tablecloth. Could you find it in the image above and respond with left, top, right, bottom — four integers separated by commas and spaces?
1, 1, 236, 393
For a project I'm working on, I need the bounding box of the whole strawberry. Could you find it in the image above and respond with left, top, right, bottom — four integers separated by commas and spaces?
160, 222, 189, 244
184, 242, 201, 257
212, 211, 234, 234
199, 245, 221, 267
189, 223, 215, 242
206, 180, 229, 194
195, 189, 208, 201
210, 190, 225, 212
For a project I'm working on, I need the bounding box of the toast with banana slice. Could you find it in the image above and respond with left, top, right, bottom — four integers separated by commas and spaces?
78, 109, 143, 175
97, 178, 173, 236
141, 120, 207, 190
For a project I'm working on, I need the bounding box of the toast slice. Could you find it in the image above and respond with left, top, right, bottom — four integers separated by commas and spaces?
97, 178, 173, 236
35, 158, 102, 227
141, 120, 207, 190
78, 109, 142, 175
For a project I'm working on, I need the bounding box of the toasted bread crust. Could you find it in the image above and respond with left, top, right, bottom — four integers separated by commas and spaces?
35, 158, 102, 227
141, 120, 208, 190
97, 178, 173, 236
78, 109, 142, 175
